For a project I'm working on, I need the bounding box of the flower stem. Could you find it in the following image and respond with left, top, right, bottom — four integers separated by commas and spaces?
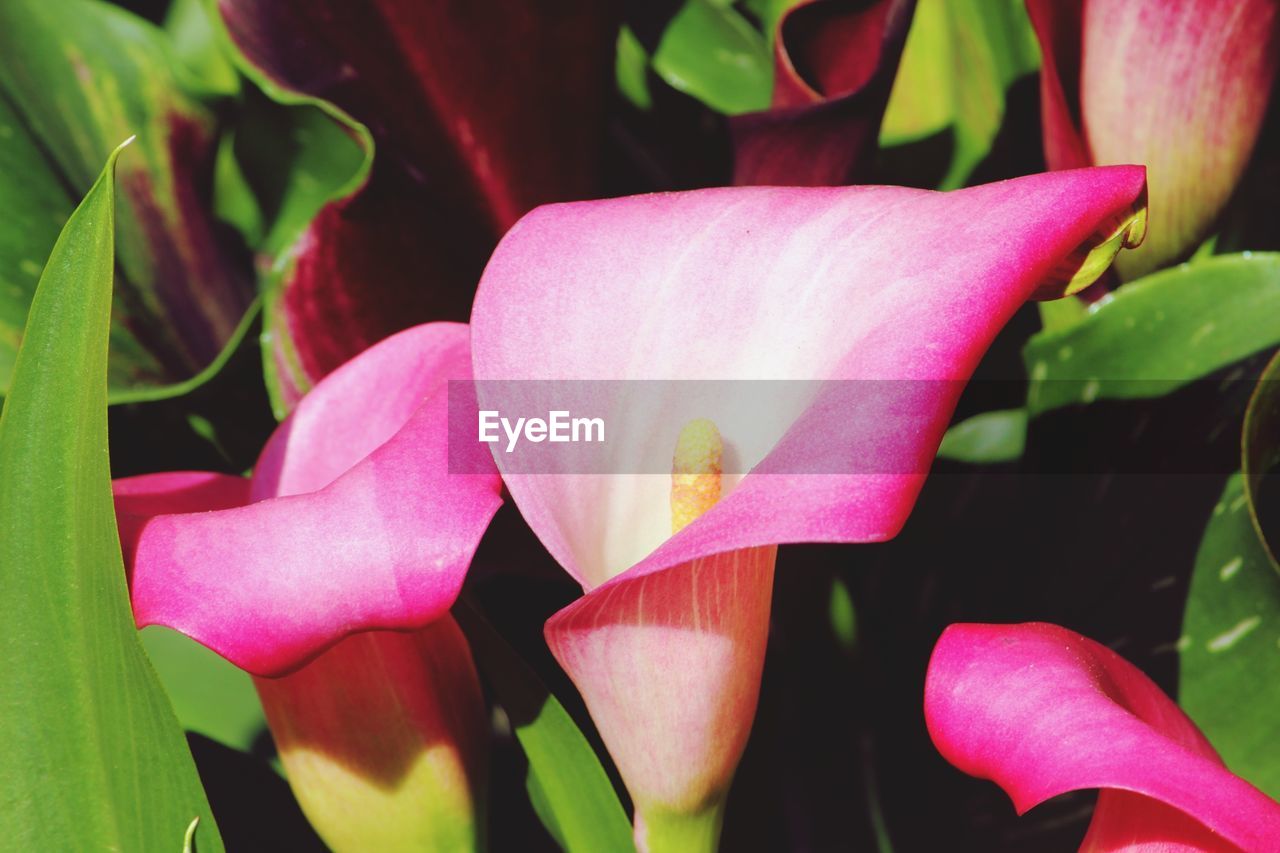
634, 796, 728, 853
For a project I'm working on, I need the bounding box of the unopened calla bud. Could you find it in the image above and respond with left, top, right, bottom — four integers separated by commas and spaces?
255, 617, 488, 853
1029, 0, 1280, 279
548, 419, 776, 852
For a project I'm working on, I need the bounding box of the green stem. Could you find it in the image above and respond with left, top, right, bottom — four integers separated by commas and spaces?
860, 733, 894, 853
635, 796, 728, 853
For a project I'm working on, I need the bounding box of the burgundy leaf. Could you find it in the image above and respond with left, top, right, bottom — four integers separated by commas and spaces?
217, 0, 619, 403
731, 0, 916, 186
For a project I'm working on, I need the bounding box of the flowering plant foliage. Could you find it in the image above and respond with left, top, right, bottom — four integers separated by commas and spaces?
1, 0, 1278, 851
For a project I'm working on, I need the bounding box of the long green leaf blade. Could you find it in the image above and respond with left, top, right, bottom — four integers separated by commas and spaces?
0, 140, 223, 851
456, 603, 634, 852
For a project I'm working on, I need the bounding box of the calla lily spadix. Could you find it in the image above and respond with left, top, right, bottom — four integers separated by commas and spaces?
926, 622, 1280, 850
114, 323, 502, 851
731, 0, 917, 186
1028, 0, 1280, 280
470, 166, 1148, 850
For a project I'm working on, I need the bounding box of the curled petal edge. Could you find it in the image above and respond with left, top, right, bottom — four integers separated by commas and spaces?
924, 622, 1280, 850
115, 323, 503, 677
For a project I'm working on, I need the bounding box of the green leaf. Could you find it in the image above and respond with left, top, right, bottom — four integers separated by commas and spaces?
212, 129, 267, 248
1024, 253, 1280, 416
225, 99, 365, 417
0, 141, 223, 850
652, 0, 773, 115
616, 26, 653, 111
233, 100, 367, 260
192, 7, 372, 415
1036, 296, 1088, 334
164, 0, 240, 96
828, 577, 858, 655
880, 0, 1040, 189
455, 603, 635, 853
0, 0, 252, 400
141, 626, 267, 753
108, 295, 261, 406
1243, 350, 1280, 571
937, 408, 1028, 463
1179, 474, 1280, 799
194, 0, 373, 261
526, 766, 571, 851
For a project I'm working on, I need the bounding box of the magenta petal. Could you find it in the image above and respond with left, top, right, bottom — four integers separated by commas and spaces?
114, 472, 253, 569
730, 0, 916, 185
252, 322, 480, 496
120, 323, 502, 676
472, 167, 1147, 591
925, 622, 1280, 850
545, 547, 776, 815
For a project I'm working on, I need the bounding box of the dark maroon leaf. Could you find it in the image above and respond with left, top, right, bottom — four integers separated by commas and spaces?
217, 0, 619, 406
730, 0, 916, 186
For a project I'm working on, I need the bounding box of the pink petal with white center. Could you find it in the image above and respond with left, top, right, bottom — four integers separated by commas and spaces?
470, 167, 1148, 592
473, 169, 1144, 832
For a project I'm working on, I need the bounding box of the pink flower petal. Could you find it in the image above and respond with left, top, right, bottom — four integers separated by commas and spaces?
1029, 0, 1280, 279
545, 546, 776, 815
471, 167, 1148, 591
472, 168, 1145, 827
731, 0, 916, 185
115, 472, 251, 567
116, 323, 502, 676
925, 622, 1280, 850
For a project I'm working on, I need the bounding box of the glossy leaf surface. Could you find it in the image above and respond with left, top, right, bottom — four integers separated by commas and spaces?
1024, 254, 1280, 415
214, 0, 616, 409
1244, 350, 1280, 570
457, 604, 635, 853
1180, 474, 1280, 800
0, 142, 222, 851
880, 0, 1040, 188
0, 0, 253, 399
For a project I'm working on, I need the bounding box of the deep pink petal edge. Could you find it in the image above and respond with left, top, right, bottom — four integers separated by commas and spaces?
115, 472, 253, 567
116, 323, 503, 676
924, 622, 1280, 850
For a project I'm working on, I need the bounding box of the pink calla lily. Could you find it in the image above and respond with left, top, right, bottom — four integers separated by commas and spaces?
114, 322, 501, 850
116, 322, 501, 677
731, 0, 916, 185
1028, 0, 1280, 279
470, 167, 1147, 848
925, 622, 1280, 850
